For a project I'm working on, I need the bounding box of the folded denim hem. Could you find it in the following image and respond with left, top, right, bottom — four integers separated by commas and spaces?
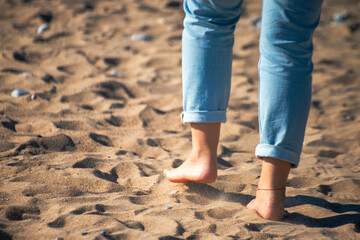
181, 111, 226, 123
255, 144, 300, 168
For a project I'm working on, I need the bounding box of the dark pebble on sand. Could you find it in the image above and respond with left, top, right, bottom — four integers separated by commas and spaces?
41, 74, 56, 84
13, 52, 27, 62
146, 138, 158, 147
104, 58, 120, 67
38, 11, 53, 23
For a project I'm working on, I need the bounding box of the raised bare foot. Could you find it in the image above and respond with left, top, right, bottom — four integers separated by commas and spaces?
246, 188, 286, 221
164, 155, 217, 183
164, 123, 220, 183
164, 158, 217, 183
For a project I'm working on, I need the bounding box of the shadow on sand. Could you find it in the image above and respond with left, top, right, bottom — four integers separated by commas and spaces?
186, 183, 360, 229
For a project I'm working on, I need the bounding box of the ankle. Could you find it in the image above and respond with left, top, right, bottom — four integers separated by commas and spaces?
191, 147, 217, 160
256, 188, 286, 201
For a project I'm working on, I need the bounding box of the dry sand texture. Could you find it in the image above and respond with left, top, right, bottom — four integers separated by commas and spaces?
0, 0, 360, 239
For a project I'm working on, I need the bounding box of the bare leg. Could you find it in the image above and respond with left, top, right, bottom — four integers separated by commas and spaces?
164, 123, 220, 183
246, 158, 291, 220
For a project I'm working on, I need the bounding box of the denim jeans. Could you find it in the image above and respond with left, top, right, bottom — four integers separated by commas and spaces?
181, 0, 324, 167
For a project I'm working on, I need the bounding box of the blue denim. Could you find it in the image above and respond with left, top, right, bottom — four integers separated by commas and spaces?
182, 0, 324, 167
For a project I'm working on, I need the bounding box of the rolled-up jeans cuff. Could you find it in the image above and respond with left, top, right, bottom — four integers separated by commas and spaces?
181, 111, 226, 123
255, 144, 300, 168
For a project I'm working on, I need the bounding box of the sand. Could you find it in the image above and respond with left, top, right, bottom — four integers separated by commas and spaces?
0, 0, 359, 239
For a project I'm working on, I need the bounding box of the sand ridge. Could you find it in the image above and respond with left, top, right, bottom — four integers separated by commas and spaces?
0, 0, 360, 239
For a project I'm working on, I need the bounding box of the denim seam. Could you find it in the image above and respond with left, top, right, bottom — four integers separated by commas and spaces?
181, 110, 227, 123
255, 144, 300, 167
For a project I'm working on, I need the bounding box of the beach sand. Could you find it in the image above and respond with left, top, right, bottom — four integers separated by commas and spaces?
0, 0, 359, 239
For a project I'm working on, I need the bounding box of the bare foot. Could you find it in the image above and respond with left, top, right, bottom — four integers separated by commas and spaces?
246, 189, 286, 221
164, 155, 217, 183
164, 123, 220, 183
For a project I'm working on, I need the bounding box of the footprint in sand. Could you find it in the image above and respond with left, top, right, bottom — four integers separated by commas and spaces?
47, 216, 66, 228
0, 141, 15, 152
53, 120, 83, 131
21, 185, 83, 197
206, 207, 236, 220
287, 176, 321, 189
5, 206, 40, 221
109, 102, 126, 109
60, 91, 98, 104
122, 220, 145, 231
95, 204, 109, 213
72, 157, 103, 169
70, 206, 90, 215
139, 106, 167, 127
14, 134, 76, 156
89, 133, 112, 147
185, 195, 211, 205
111, 162, 156, 179
146, 138, 159, 147
35, 86, 57, 101
326, 179, 360, 200
318, 150, 342, 158
92, 169, 118, 183
115, 150, 139, 156
105, 115, 122, 127
129, 196, 156, 205
94, 80, 135, 100
140, 217, 185, 237
306, 135, 340, 148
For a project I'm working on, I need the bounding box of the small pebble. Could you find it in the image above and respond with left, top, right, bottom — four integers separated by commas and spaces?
169, 190, 178, 195
31, 94, 36, 100
334, 177, 339, 180
18, 72, 32, 77
37, 23, 50, 34
81, 232, 88, 236
11, 89, 29, 98
99, 230, 105, 235
109, 70, 119, 76
156, 18, 166, 24
165, 206, 172, 210
131, 34, 153, 41
332, 11, 350, 23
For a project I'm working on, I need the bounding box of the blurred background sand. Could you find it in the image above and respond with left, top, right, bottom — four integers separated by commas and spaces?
0, 0, 359, 239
